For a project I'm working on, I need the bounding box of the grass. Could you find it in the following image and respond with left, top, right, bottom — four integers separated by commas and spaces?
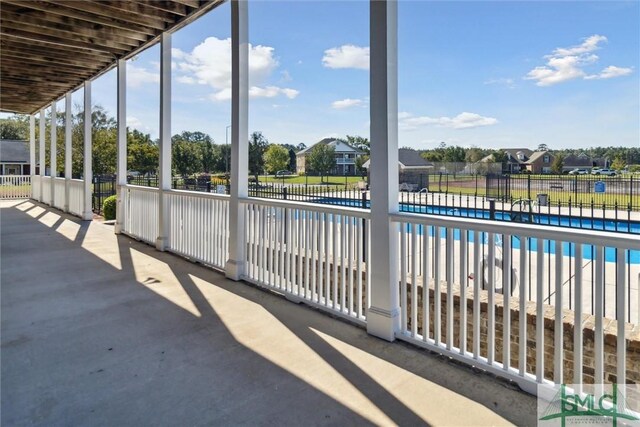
259, 175, 364, 185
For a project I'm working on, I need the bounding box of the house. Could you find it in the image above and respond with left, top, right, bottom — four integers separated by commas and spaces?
0, 139, 31, 175
524, 151, 554, 174
503, 148, 533, 173
296, 138, 366, 176
362, 148, 434, 189
562, 153, 594, 173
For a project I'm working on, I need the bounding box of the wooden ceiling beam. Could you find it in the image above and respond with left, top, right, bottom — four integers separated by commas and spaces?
172, 0, 202, 8
0, 28, 129, 55
1, 10, 149, 46
1, 39, 116, 62
140, 1, 189, 17
0, 19, 141, 51
1, 0, 159, 35
0, 4, 150, 42
47, 0, 169, 30
98, 1, 186, 21
1, 49, 107, 71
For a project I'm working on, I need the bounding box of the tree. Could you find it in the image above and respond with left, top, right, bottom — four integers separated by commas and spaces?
421, 151, 443, 162
263, 144, 290, 174
172, 140, 202, 177
443, 145, 466, 162
465, 146, 485, 163
346, 135, 370, 153
295, 143, 307, 152
355, 154, 369, 176
0, 115, 29, 140
249, 131, 268, 181
308, 143, 336, 182
551, 154, 564, 174
611, 156, 626, 171
128, 129, 158, 176
288, 148, 297, 171
537, 143, 549, 151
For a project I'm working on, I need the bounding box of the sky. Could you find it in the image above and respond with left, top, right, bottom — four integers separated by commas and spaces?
18, 1, 640, 151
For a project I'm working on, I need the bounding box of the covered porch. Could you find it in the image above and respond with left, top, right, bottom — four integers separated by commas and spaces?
1, 199, 535, 425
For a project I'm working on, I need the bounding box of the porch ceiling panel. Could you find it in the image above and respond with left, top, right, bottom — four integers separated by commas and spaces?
0, 0, 224, 115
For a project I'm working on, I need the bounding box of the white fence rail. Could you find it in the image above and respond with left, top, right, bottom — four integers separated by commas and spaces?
69, 179, 84, 217
41, 176, 51, 205
31, 175, 40, 199
241, 198, 370, 323
390, 212, 640, 393
167, 190, 229, 270
123, 185, 159, 245
53, 178, 65, 210
0, 175, 31, 199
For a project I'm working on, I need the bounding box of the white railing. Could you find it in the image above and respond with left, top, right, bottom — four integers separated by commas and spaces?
390, 212, 640, 394
41, 176, 51, 205
241, 197, 370, 324
53, 178, 66, 210
0, 175, 31, 199
123, 185, 159, 245
68, 179, 84, 217
167, 190, 230, 270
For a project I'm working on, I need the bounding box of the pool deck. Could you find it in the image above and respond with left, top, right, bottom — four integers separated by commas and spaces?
1, 200, 537, 426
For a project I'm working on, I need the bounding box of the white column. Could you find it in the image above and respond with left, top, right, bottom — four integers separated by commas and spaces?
115, 58, 127, 234
64, 92, 72, 212
367, 0, 400, 341
225, 0, 249, 280
50, 103, 57, 205
39, 109, 45, 202
29, 114, 35, 196
82, 81, 93, 221
156, 32, 172, 251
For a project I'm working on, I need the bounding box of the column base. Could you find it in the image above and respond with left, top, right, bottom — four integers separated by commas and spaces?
225, 259, 244, 281
366, 306, 401, 342
114, 222, 123, 235
155, 236, 169, 251
81, 211, 93, 221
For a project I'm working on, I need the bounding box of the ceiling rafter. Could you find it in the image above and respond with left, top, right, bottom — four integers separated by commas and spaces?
0, 0, 223, 114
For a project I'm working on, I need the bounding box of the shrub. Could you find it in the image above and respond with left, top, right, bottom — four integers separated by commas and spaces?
103, 195, 117, 220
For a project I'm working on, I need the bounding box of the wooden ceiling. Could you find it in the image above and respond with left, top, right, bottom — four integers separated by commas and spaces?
0, 0, 224, 114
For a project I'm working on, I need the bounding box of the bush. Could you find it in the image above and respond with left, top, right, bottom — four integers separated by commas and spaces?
103, 195, 117, 220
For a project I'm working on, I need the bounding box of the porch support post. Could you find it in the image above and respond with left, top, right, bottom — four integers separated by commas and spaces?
225, 0, 249, 280
156, 32, 172, 251
64, 92, 72, 212
38, 109, 45, 202
82, 81, 93, 221
50, 103, 57, 204
29, 114, 35, 196
367, 0, 400, 341
115, 58, 127, 234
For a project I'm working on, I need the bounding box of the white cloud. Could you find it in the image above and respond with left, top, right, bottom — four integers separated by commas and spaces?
322, 45, 369, 70
331, 98, 365, 109
585, 65, 633, 80
400, 112, 498, 130
173, 36, 299, 101
127, 116, 142, 128
524, 35, 632, 86
127, 63, 159, 88
484, 78, 516, 89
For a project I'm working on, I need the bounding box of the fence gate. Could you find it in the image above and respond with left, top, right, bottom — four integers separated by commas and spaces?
92, 176, 116, 214
485, 174, 510, 201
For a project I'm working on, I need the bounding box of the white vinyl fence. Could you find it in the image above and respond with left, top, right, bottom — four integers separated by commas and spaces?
122, 185, 159, 245
0, 175, 31, 199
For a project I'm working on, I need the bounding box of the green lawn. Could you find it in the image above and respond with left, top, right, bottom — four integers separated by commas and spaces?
259, 175, 364, 185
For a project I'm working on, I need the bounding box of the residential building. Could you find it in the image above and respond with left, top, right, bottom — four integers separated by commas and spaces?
0, 139, 31, 175
363, 148, 434, 189
524, 151, 554, 174
295, 138, 366, 176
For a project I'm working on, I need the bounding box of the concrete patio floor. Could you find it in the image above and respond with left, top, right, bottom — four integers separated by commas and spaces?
1, 200, 536, 426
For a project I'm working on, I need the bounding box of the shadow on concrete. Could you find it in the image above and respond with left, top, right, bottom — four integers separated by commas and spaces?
1, 200, 536, 426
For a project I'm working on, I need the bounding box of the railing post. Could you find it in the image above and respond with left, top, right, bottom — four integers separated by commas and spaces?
50, 102, 57, 204
64, 92, 72, 212
29, 114, 35, 197
82, 81, 93, 221
156, 33, 172, 250
367, 0, 400, 341
225, 0, 249, 281
115, 58, 127, 234
39, 109, 45, 202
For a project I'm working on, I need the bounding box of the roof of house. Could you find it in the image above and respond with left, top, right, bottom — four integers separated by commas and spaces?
525, 151, 553, 164
398, 148, 433, 168
296, 138, 364, 156
564, 153, 593, 167
503, 148, 534, 164
0, 139, 29, 163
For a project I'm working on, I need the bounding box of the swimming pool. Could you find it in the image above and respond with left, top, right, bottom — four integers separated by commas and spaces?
311, 196, 640, 264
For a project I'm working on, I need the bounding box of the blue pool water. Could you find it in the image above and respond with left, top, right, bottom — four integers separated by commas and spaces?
311, 197, 640, 264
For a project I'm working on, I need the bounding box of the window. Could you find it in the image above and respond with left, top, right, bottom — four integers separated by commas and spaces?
543, 155, 550, 163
